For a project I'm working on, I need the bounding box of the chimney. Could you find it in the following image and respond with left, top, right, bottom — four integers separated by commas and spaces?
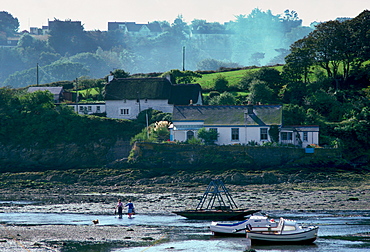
108, 71, 114, 82
165, 74, 172, 84
247, 104, 253, 115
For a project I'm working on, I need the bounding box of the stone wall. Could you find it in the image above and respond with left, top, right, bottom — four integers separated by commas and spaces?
0, 140, 342, 172
0, 139, 132, 172
131, 142, 342, 170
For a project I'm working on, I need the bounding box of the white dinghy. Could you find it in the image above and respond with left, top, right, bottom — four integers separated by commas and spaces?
211, 215, 319, 244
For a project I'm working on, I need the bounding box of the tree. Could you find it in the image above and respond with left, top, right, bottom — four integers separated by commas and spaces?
208, 91, 236, 105
247, 80, 275, 104
69, 52, 110, 78
348, 10, 370, 67
48, 19, 96, 55
197, 128, 219, 145
283, 37, 315, 83
280, 9, 302, 33
0, 11, 19, 36
282, 104, 306, 125
108, 69, 130, 79
268, 125, 280, 143
213, 75, 229, 92
162, 69, 201, 84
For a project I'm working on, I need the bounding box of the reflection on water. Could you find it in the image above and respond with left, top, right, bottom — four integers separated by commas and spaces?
0, 210, 369, 251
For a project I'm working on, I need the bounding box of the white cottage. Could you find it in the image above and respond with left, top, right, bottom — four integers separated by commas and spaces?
105, 77, 202, 119
170, 105, 319, 147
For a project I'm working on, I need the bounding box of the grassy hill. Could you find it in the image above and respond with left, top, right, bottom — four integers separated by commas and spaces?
194, 65, 284, 90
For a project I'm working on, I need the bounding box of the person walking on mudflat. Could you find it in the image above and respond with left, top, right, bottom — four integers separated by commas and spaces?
115, 199, 123, 218
125, 200, 135, 218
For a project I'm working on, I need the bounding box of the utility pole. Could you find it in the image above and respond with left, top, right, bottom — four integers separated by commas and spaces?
36, 63, 39, 86
137, 92, 141, 113
75, 78, 78, 113
182, 46, 185, 71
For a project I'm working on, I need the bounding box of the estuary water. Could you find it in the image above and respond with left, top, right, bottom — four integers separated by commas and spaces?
0, 210, 369, 251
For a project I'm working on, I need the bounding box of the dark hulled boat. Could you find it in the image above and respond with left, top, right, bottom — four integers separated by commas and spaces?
173, 179, 259, 220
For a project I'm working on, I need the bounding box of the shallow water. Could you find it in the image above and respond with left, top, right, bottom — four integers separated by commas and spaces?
0, 210, 369, 251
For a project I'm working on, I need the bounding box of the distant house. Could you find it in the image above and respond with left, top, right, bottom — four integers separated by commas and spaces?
105, 77, 202, 119
27, 87, 64, 103
170, 105, 319, 147
108, 22, 163, 37
71, 102, 106, 115
0, 35, 19, 47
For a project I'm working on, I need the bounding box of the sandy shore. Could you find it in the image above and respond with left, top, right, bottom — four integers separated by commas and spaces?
1, 179, 369, 251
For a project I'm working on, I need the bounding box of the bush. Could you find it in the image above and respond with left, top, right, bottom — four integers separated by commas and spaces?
213, 75, 229, 92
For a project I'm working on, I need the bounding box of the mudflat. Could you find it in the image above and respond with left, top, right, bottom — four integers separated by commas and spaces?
0, 169, 369, 251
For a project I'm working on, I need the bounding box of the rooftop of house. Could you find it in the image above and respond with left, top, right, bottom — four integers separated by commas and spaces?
105, 78, 202, 105
108, 22, 162, 33
173, 105, 283, 126
27, 87, 64, 95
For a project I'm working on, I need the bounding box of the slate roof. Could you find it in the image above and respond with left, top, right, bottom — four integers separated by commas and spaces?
105, 78, 202, 105
28, 87, 63, 95
105, 78, 172, 100
173, 105, 282, 126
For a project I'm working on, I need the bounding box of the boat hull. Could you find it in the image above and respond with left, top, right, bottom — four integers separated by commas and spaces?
247, 227, 319, 244
173, 210, 259, 220
210, 220, 248, 236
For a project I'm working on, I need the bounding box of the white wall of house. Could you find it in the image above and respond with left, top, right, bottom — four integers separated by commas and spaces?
170, 121, 204, 142
171, 124, 320, 147
68, 103, 106, 115
204, 126, 271, 145
106, 99, 173, 119
171, 124, 273, 145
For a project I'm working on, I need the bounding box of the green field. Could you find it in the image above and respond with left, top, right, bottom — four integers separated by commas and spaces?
193, 65, 283, 90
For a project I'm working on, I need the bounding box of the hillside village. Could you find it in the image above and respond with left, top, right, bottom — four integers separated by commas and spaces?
1, 10, 369, 171
28, 74, 320, 148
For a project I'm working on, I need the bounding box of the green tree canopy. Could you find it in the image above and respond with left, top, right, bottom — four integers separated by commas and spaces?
197, 128, 219, 145
247, 79, 275, 104
0, 11, 19, 36
213, 74, 229, 92
208, 91, 236, 105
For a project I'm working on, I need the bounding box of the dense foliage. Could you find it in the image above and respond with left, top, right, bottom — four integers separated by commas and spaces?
0, 10, 369, 161
0, 88, 142, 147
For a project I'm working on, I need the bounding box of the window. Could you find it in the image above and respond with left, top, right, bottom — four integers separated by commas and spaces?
120, 108, 130, 115
281, 132, 293, 141
187, 131, 194, 140
96, 106, 101, 112
79, 106, 84, 111
303, 132, 308, 141
88, 106, 92, 111
231, 128, 239, 141
260, 128, 268, 140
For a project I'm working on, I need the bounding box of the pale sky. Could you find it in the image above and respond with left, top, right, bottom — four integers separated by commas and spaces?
3, 0, 369, 31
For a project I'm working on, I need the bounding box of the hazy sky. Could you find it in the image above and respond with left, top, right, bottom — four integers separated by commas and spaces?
3, 0, 369, 31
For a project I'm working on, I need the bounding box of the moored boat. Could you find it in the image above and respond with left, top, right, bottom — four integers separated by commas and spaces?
210, 215, 319, 244
173, 179, 259, 220
174, 209, 259, 221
